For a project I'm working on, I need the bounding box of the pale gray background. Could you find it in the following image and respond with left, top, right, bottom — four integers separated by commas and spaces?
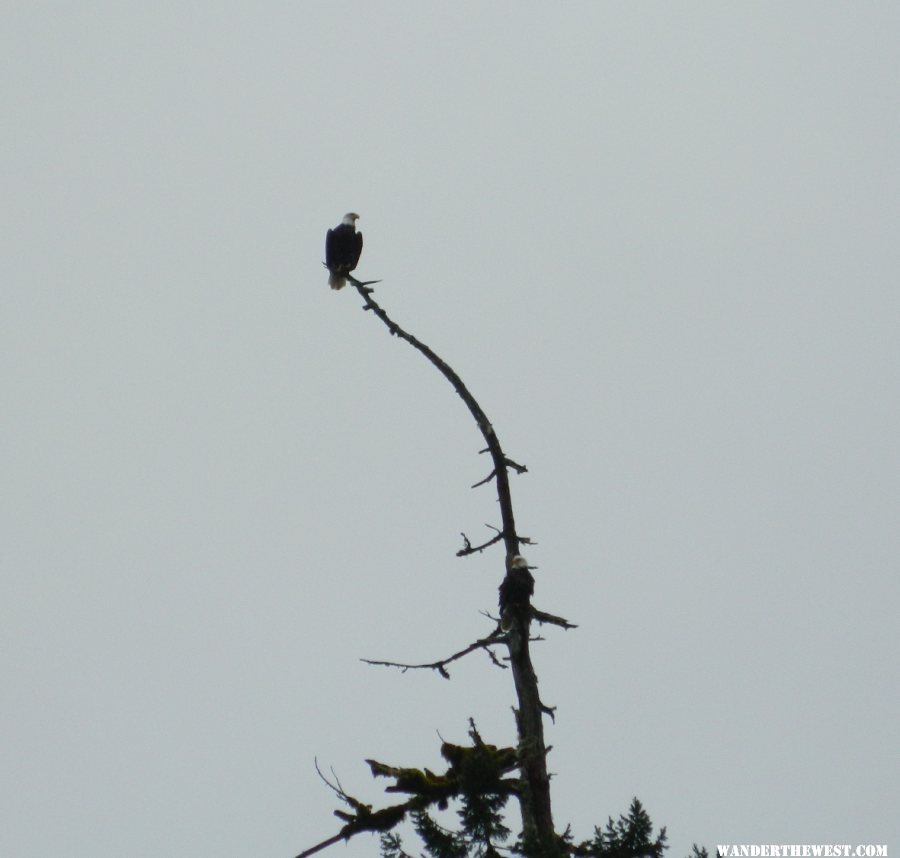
2, 3, 898, 857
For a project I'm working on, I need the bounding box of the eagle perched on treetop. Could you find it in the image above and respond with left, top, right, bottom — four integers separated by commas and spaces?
325, 212, 363, 290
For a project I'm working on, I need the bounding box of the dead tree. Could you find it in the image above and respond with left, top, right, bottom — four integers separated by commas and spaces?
299, 272, 575, 858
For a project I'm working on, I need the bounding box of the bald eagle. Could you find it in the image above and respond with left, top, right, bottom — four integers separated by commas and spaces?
499, 555, 535, 631
325, 213, 363, 290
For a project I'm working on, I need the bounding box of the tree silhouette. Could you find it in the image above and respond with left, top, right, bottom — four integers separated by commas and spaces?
299, 272, 705, 858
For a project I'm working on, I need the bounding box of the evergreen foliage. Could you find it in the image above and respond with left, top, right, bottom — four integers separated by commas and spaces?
572, 798, 666, 858
379, 793, 708, 858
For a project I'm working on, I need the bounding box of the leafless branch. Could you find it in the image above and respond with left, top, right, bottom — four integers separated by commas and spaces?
531, 608, 578, 630
362, 630, 508, 678
457, 526, 504, 556
504, 457, 528, 474
294, 830, 346, 858
471, 468, 497, 488
296, 760, 409, 858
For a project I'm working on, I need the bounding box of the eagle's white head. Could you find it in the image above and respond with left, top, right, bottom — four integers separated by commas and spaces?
510, 555, 529, 570
341, 212, 360, 228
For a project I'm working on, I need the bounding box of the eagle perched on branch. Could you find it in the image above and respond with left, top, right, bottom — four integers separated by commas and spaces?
325, 212, 363, 290
498, 555, 535, 631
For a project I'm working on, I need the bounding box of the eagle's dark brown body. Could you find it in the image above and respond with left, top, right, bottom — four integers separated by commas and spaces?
325, 213, 363, 290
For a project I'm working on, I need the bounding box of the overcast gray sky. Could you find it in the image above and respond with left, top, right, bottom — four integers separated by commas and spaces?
2, 3, 898, 857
